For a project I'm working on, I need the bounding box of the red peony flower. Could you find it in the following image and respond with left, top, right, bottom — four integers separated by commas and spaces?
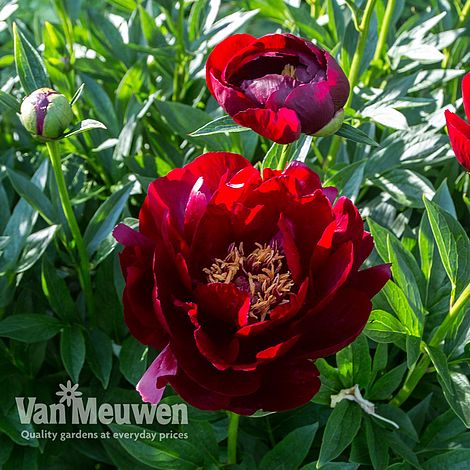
114, 152, 390, 415
205, 33, 350, 144
445, 72, 470, 172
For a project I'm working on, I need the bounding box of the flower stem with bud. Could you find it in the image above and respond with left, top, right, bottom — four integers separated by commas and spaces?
46, 140, 95, 322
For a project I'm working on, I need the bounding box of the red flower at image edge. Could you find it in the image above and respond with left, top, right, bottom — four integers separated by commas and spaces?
114, 153, 390, 415
206, 33, 350, 144
445, 72, 470, 172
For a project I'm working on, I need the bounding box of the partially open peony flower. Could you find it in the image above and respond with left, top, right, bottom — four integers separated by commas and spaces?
114, 153, 390, 415
206, 34, 350, 144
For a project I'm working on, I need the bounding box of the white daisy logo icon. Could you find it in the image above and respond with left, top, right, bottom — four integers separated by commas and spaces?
55, 380, 82, 407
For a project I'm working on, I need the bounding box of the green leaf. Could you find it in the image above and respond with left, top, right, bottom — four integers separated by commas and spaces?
6, 167, 56, 224
365, 310, 408, 344
16, 225, 59, 273
259, 424, 318, 470
119, 336, 148, 387
81, 73, 120, 136
318, 401, 362, 467
60, 324, 85, 383
0, 314, 63, 342
336, 334, 371, 388
324, 160, 366, 202
86, 328, 112, 388
108, 422, 219, 469
261, 142, 284, 171
381, 281, 421, 336
83, 182, 133, 256
41, 258, 76, 321
155, 101, 231, 151
425, 345, 470, 427
336, 123, 380, 147
422, 449, 470, 470
368, 363, 407, 400
13, 22, 50, 94
387, 234, 425, 320
423, 198, 470, 298
372, 169, 435, 208
62, 119, 107, 138
190, 115, 248, 137
0, 91, 20, 113
364, 416, 389, 470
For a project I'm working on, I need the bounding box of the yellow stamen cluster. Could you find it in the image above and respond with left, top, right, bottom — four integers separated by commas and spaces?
281, 64, 296, 78
203, 242, 294, 322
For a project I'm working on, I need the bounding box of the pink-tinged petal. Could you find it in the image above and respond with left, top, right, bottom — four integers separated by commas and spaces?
113, 223, 153, 249
348, 264, 391, 298
324, 51, 350, 111
311, 240, 354, 310
206, 34, 256, 95
284, 81, 335, 134
462, 72, 470, 121
322, 186, 338, 204
445, 110, 470, 171
137, 345, 177, 403
233, 107, 301, 144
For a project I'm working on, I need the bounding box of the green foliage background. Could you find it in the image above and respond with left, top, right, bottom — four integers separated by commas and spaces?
0, 0, 469, 468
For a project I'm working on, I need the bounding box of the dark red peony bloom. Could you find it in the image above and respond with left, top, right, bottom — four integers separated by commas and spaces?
445, 72, 470, 172
205, 33, 350, 144
114, 152, 390, 415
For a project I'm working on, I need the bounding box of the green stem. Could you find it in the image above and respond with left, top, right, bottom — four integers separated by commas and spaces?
46, 141, 95, 322
459, 0, 470, 25
277, 144, 290, 170
327, 0, 376, 166
372, 0, 396, 62
390, 283, 470, 407
345, 0, 377, 109
227, 412, 240, 465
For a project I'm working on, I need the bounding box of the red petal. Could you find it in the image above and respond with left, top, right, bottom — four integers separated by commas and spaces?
463, 72, 470, 121
292, 287, 372, 359
283, 161, 323, 197
229, 359, 320, 414
324, 51, 350, 111
195, 283, 251, 329
311, 240, 354, 310
445, 110, 470, 171
348, 264, 391, 298
206, 34, 255, 95
233, 107, 301, 144
284, 81, 335, 134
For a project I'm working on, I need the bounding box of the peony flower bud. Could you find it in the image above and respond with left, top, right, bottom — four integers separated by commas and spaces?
20, 88, 74, 140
